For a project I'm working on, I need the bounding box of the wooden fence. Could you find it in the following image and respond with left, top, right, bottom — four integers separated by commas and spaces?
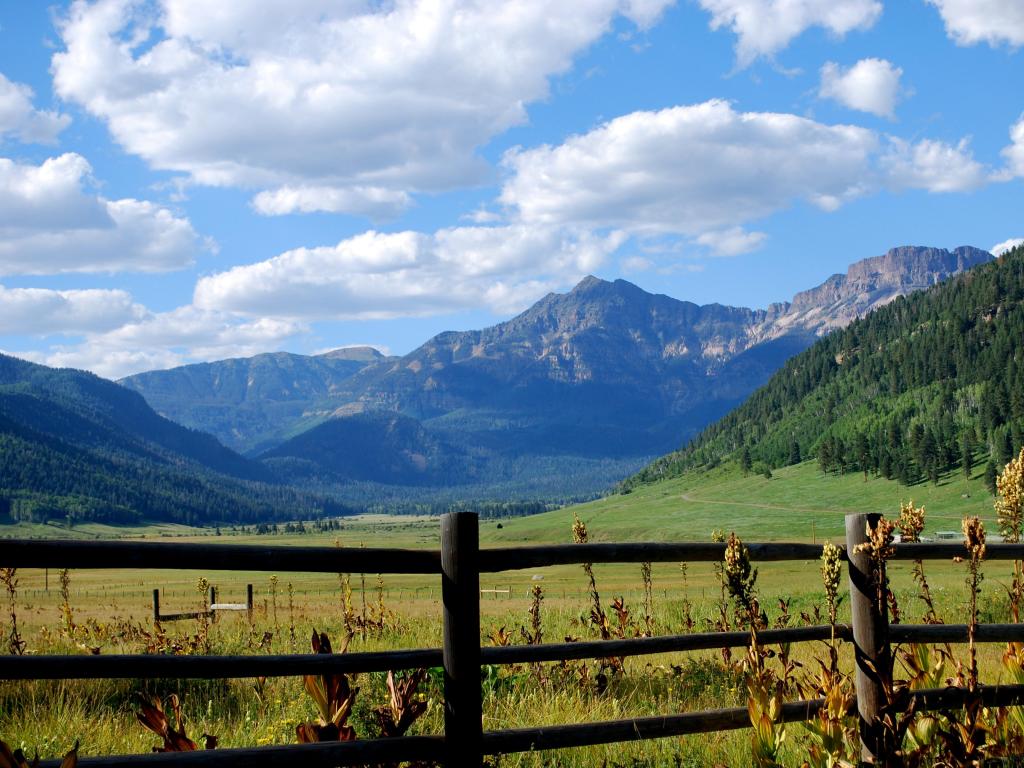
152, 585, 254, 623
2, 511, 1024, 766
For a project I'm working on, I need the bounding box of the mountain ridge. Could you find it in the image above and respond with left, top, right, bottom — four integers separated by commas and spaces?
120, 244, 993, 504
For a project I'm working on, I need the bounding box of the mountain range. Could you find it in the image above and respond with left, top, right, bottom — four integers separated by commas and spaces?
117, 244, 993, 506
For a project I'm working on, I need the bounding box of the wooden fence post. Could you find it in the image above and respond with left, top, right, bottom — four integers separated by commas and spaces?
209, 586, 217, 623
152, 589, 160, 623
246, 584, 254, 623
441, 512, 482, 767
846, 513, 893, 766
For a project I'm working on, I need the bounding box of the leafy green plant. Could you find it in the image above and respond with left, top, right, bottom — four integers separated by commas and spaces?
1, 568, 24, 656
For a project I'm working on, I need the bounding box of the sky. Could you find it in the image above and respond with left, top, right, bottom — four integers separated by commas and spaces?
0, 0, 1021, 380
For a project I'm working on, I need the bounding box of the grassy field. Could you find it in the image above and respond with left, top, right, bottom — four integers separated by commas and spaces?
0, 461, 1017, 765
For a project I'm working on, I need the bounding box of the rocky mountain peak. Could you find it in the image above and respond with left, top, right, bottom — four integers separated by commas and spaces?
777, 245, 992, 333
316, 346, 386, 362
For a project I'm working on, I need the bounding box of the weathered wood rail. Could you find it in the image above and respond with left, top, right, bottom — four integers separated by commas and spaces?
2, 511, 1024, 767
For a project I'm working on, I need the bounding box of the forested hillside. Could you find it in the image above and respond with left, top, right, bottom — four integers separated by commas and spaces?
0, 354, 351, 526
625, 244, 1024, 492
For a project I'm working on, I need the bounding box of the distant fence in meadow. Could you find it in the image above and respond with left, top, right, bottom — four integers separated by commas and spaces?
3, 513, 1024, 767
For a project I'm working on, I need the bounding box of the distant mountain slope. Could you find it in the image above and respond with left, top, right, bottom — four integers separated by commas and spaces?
120, 347, 386, 454
262, 410, 473, 486
123, 244, 992, 503
0, 354, 348, 525
625, 244, 1023, 491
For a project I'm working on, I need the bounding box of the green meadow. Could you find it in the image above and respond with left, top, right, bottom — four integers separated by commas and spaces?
0, 460, 1015, 765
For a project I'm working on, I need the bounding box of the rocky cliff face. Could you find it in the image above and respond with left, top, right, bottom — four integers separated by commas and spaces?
760, 246, 991, 339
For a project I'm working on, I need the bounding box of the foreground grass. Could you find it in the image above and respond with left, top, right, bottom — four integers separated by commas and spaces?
0, 461, 1014, 764
1, 546, 1020, 765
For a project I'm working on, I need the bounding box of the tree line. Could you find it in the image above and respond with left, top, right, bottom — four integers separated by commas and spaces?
624, 245, 1024, 493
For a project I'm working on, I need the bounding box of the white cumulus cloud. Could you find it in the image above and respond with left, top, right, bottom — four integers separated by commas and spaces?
0, 153, 207, 275
696, 228, 768, 256
926, 0, 1024, 47
193, 226, 626, 320
498, 101, 995, 241
882, 138, 988, 193
251, 186, 412, 219
52, 0, 673, 217
0, 73, 70, 145
27, 305, 305, 379
819, 58, 904, 118
697, 0, 882, 67
1003, 115, 1024, 178
991, 238, 1024, 256
0, 286, 145, 335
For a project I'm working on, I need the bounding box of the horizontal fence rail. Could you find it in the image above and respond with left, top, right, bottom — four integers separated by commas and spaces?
8, 538, 1022, 574
9, 512, 1024, 768
0, 539, 441, 573
9, 624, 1024, 682
481, 541, 826, 570
890, 542, 1024, 561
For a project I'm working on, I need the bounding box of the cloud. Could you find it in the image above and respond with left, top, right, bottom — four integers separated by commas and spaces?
819, 58, 903, 118
0, 286, 145, 335
26, 305, 305, 379
52, 0, 673, 216
991, 238, 1024, 256
0, 73, 70, 144
881, 137, 988, 193
251, 186, 412, 219
697, 0, 882, 67
1004, 115, 1024, 178
0, 152, 207, 275
696, 227, 768, 256
501, 101, 878, 233
621, 255, 653, 273
20, 216, 623, 378
499, 101, 995, 239
926, 0, 1024, 47
193, 225, 625, 320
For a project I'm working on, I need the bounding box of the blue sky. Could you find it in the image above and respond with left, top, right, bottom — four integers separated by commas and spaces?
0, 0, 1021, 378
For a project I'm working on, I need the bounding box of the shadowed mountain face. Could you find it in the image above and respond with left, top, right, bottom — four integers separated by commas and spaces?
121, 347, 387, 455
0, 353, 347, 525
122, 246, 992, 501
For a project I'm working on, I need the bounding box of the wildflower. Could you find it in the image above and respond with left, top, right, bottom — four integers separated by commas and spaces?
897, 500, 925, 543
820, 541, 842, 628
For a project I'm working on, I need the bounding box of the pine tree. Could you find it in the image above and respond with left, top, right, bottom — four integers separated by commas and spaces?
855, 432, 870, 481
962, 433, 974, 480
985, 459, 998, 496
740, 446, 752, 475
788, 440, 801, 465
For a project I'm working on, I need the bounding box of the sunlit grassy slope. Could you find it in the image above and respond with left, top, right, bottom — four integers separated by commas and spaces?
3, 458, 996, 547
484, 459, 995, 546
